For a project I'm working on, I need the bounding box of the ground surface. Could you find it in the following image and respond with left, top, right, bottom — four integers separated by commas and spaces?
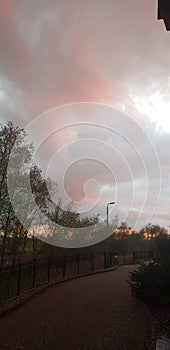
0, 265, 152, 350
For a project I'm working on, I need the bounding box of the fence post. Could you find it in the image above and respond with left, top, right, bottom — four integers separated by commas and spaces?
104, 253, 106, 269
77, 255, 80, 275
62, 256, 66, 278
32, 259, 36, 287
110, 251, 112, 267
47, 257, 51, 283
91, 254, 94, 272
123, 251, 126, 264
17, 264, 21, 296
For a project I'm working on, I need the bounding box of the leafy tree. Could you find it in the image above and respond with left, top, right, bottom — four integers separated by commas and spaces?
155, 235, 170, 263
119, 221, 128, 229
111, 214, 119, 230
0, 121, 109, 263
128, 260, 170, 304
0, 122, 51, 266
140, 223, 167, 239
47, 183, 100, 229
128, 230, 170, 304
0, 122, 32, 266
79, 214, 100, 227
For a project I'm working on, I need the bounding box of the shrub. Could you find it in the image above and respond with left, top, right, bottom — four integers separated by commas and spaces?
128, 261, 170, 303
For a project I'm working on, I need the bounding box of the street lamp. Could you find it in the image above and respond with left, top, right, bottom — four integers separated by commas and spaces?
106, 201, 115, 228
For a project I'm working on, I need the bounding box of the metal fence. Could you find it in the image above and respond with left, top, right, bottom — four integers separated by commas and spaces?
0, 250, 155, 303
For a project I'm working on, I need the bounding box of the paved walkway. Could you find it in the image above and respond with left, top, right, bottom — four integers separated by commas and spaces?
0, 265, 152, 350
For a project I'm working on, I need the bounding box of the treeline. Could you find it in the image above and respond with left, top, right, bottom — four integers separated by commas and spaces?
0, 122, 99, 267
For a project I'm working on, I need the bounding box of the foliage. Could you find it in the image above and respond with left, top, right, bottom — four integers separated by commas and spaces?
128, 236, 170, 304
0, 121, 101, 265
140, 223, 167, 239
0, 122, 52, 266
0, 122, 33, 266
129, 262, 162, 301
156, 236, 170, 262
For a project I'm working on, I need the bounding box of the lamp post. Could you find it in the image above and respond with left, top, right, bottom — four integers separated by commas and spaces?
107, 201, 115, 229
105, 201, 115, 266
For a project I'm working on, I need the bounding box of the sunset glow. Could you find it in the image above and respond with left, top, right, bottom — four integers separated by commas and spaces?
132, 91, 170, 133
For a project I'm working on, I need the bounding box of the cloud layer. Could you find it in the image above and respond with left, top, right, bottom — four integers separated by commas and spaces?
1, 0, 170, 229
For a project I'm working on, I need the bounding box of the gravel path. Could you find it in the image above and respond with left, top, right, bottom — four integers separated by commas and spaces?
0, 265, 152, 350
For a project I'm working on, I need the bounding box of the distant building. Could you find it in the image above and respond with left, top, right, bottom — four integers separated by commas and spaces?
158, 0, 170, 30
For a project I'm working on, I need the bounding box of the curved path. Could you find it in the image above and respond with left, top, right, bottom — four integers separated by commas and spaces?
0, 265, 151, 350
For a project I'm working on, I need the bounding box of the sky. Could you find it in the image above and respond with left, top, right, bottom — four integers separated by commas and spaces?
0, 0, 170, 231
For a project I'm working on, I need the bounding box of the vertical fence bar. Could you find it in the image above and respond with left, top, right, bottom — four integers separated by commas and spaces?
123, 251, 126, 264
104, 253, 106, 269
32, 259, 36, 288
77, 255, 80, 275
62, 256, 66, 278
109, 252, 112, 267
91, 254, 94, 272
47, 257, 51, 283
17, 264, 21, 296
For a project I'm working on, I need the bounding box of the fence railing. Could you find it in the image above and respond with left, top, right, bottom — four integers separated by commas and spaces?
0, 250, 155, 303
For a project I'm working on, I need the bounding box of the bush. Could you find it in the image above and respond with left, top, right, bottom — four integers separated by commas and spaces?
128, 261, 170, 303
